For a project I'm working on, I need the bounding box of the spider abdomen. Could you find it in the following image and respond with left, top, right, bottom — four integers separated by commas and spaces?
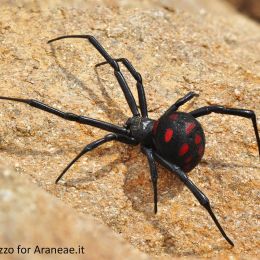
152, 112, 205, 172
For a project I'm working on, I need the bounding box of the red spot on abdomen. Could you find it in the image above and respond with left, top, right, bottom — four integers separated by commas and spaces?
198, 144, 204, 156
164, 128, 174, 142
169, 113, 179, 121
185, 156, 193, 163
152, 121, 159, 135
179, 143, 189, 156
195, 134, 202, 144
185, 122, 196, 135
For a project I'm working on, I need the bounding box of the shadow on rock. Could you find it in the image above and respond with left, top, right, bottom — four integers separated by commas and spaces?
48, 43, 127, 123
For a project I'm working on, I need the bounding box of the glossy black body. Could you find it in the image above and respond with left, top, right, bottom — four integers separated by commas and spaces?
125, 116, 154, 145
0, 35, 259, 247
153, 112, 205, 172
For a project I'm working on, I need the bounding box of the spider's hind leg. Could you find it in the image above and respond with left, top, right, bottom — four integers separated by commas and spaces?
190, 105, 260, 156
163, 92, 199, 116
141, 146, 158, 214
56, 133, 138, 183
154, 152, 234, 246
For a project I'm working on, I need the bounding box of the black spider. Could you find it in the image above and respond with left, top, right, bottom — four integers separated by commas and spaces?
1, 35, 259, 247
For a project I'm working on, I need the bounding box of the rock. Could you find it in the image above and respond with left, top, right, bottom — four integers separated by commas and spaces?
117, 0, 237, 16
0, 164, 149, 260
0, 1, 259, 259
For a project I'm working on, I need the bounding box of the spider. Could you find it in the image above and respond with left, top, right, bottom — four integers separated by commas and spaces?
1, 35, 259, 247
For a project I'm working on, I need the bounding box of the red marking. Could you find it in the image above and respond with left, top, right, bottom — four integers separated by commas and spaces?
185, 122, 196, 135
185, 156, 193, 163
152, 121, 159, 135
195, 134, 202, 144
198, 144, 204, 156
179, 143, 189, 156
164, 128, 174, 142
169, 113, 178, 121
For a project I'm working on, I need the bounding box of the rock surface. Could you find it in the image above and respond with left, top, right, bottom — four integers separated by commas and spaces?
0, 1, 259, 259
0, 165, 149, 260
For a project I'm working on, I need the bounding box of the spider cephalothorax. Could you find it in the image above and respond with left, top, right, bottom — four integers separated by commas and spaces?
125, 116, 154, 144
1, 35, 259, 247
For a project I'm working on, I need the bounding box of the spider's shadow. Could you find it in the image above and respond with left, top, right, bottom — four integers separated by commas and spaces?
123, 156, 259, 255
61, 146, 124, 185
49, 44, 126, 123
123, 154, 184, 214
200, 158, 259, 170
47, 43, 259, 255
46, 42, 131, 184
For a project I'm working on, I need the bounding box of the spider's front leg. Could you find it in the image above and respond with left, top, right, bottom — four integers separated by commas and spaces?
48, 35, 140, 117
0, 96, 128, 135
154, 152, 234, 246
96, 58, 148, 118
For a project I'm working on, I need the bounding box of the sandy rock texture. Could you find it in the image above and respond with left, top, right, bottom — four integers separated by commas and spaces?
0, 165, 149, 260
117, 0, 237, 16
0, 0, 259, 259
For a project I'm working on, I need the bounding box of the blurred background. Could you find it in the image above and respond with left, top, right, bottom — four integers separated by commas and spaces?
1, 0, 259, 22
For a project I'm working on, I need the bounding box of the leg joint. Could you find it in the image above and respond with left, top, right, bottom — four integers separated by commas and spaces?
199, 194, 210, 207
110, 60, 120, 71
135, 73, 143, 83
64, 112, 79, 121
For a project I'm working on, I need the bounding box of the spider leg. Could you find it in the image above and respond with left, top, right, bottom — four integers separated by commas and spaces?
154, 152, 234, 246
0, 96, 128, 135
190, 106, 260, 157
141, 146, 158, 213
56, 133, 138, 183
48, 35, 140, 117
163, 92, 199, 116
96, 58, 148, 118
